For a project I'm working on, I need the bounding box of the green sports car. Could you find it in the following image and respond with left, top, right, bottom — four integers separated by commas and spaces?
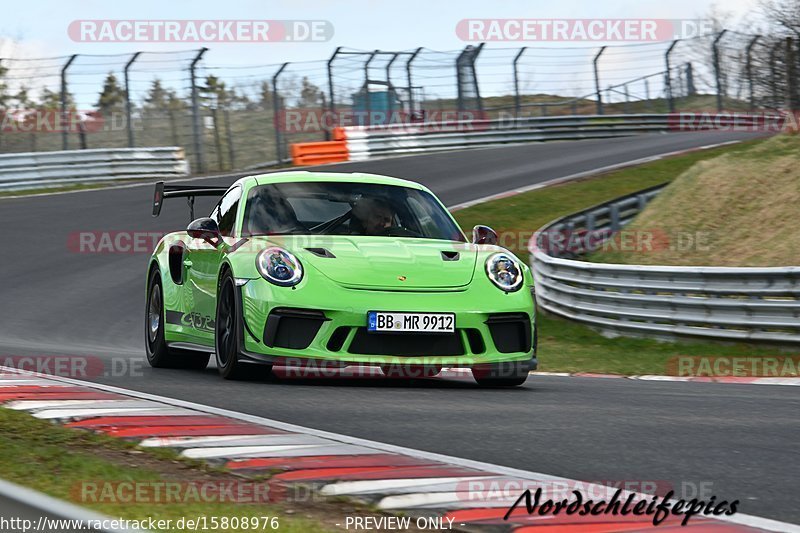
146, 171, 537, 386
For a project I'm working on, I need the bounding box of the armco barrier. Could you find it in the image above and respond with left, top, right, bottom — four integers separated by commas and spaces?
0, 147, 189, 190
290, 140, 349, 166
529, 185, 800, 344
336, 114, 774, 161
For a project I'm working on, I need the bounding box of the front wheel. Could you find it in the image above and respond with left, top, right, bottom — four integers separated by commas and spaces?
145, 269, 210, 370
215, 271, 270, 380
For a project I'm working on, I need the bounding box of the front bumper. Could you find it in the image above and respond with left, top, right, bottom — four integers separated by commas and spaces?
237, 273, 536, 367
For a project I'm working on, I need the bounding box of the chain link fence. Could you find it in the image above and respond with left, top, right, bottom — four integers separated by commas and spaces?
1, 31, 799, 174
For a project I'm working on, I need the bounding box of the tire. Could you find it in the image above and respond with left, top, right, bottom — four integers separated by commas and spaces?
472, 358, 532, 387
215, 270, 271, 380
145, 268, 210, 370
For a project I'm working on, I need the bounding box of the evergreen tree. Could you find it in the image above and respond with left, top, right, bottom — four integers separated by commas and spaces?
96, 72, 125, 114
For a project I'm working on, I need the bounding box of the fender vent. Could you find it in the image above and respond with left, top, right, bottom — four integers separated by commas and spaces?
441, 251, 460, 261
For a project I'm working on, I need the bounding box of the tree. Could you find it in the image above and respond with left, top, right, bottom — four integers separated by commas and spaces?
0, 62, 10, 109
144, 78, 169, 110
96, 72, 125, 114
299, 76, 323, 107
201, 75, 229, 108
760, 0, 800, 38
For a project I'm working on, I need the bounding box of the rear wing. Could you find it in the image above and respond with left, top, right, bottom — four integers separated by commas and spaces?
152, 181, 228, 220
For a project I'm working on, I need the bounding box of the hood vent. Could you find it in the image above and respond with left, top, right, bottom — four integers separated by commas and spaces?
305, 247, 336, 258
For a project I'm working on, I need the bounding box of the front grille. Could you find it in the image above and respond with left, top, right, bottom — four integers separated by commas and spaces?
263, 308, 327, 350
348, 328, 464, 356
486, 313, 532, 353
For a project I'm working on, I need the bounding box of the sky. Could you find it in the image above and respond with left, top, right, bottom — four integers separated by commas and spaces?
0, 0, 763, 108
0, 0, 760, 64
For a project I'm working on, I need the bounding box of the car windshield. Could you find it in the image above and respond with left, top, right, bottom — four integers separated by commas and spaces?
241, 181, 466, 242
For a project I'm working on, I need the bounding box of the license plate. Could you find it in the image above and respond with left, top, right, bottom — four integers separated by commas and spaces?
367, 311, 455, 333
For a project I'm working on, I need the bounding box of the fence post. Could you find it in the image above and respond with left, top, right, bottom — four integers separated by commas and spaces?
685, 63, 695, 95
745, 35, 761, 111
593, 46, 606, 114
405, 47, 422, 116
513, 47, 527, 117
363, 50, 378, 125
60, 54, 77, 150
224, 108, 235, 170
623, 84, 630, 113
786, 37, 799, 110
123, 51, 141, 148
770, 41, 782, 109
385, 52, 399, 118
664, 40, 679, 113
712, 30, 728, 112
189, 47, 208, 174
272, 62, 289, 163
471, 43, 485, 114
327, 46, 341, 118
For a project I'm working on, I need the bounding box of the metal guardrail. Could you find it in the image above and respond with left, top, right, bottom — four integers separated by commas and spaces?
341, 114, 771, 160
0, 147, 189, 191
529, 184, 800, 344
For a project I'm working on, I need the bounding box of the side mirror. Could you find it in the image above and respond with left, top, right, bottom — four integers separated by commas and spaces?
187, 217, 221, 246
472, 225, 498, 245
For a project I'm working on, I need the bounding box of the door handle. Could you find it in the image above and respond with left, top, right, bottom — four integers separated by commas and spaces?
183, 259, 193, 268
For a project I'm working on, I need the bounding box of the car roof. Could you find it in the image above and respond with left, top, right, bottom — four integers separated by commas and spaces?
234, 171, 427, 191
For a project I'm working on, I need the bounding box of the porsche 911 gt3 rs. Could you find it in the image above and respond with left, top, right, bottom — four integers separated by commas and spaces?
146, 171, 537, 386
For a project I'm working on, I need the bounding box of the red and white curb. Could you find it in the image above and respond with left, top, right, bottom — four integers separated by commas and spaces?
0, 367, 797, 533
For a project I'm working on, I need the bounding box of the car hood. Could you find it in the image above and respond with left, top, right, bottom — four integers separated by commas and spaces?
252, 236, 478, 289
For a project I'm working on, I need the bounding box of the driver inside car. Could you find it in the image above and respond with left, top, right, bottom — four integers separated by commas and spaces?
350, 197, 396, 235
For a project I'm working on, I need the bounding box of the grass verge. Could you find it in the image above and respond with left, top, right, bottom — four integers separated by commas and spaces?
452, 136, 799, 375
0, 407, 404, 533
588, 134, 800, 266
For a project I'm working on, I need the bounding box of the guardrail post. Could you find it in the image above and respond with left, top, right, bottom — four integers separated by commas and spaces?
513, 47, 527, 118
189, 47, 208, 174
637, 193, 648, 212
609, 203, 621, 232
60, 54, 77, 150
712, 30, 728, 112
272, 62, 289, 163
123, 52, 141, 148
593, 46, 606, 115
406, 47, 422, 116
745, 35, 761, 111
664, 40, 679, 113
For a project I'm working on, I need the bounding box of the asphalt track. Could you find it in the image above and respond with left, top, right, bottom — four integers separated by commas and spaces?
2, 131, 798, 524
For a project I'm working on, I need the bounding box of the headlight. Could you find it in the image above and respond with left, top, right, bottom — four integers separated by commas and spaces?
256, 247, 303, 287
485, 253, 523, 292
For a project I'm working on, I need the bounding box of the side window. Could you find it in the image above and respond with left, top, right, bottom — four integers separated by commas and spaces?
215, 187, 242, 237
